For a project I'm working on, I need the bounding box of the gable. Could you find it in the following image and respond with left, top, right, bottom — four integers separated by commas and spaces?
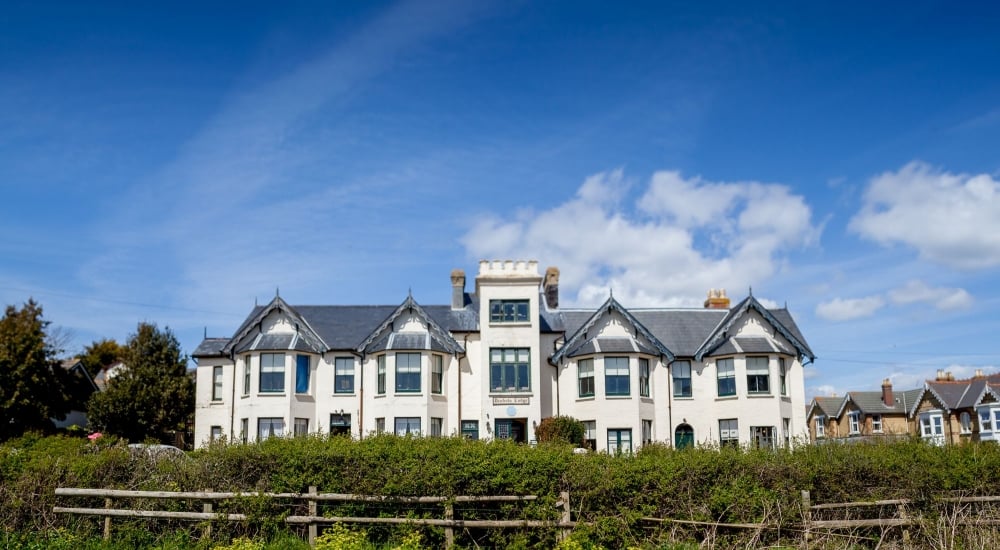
551, 296, 673, 364
694, 295, 814, 362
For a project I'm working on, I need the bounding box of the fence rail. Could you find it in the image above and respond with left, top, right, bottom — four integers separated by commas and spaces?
53, 487, 571, 547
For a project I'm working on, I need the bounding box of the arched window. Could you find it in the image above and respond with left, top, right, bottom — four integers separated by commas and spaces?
674, 424, 694, 449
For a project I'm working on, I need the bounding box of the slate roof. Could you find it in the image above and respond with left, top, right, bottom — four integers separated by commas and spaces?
925, 375, 1000, 410
844, 388, 924, 415
193, 338, 229, 357
810, 396, 845, 417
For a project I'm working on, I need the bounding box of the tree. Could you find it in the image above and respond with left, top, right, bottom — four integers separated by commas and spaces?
79, 337, 124, 379
88, 322, 194, 445
0, 299, 72, 439
534, 415, 586, 446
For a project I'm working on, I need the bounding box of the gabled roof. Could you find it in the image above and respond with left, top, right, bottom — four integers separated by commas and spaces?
356, 294, 464, 355
551, 296, 674, 364
839, 388, 924, 416
222, 296, 327, 355
924, 375, 1000, 411
193, 338, 229, 358
808, 396, 845, 419
693, 295, 815, 363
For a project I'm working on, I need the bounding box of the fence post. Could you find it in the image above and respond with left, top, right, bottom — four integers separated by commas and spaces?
800, 490, 811, 549
203, 489, 213, 540
444, 501, 455, 548
898, 501, 910, 544
308, 486, 318, 547
559, 491, 571, 542
103, 497, 112, 540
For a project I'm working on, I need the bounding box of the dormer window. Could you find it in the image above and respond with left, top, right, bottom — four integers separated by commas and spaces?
489, 299, 529, 323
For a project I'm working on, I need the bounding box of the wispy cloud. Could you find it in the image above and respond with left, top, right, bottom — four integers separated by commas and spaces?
888, 280, 972, 311
461, 168, 819, 306
815, 295, 885, 321
849, 161, 1000, 269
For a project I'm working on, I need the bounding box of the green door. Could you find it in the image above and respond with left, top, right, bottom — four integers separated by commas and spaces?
674, 424, 694, 449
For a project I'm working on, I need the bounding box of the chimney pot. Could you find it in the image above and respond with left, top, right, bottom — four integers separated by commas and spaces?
936, 369, 946, 381
976, 369, 984, 378
704, 287, 731, 309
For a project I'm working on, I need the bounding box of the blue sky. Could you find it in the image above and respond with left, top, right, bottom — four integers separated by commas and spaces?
2, 1, 999, 399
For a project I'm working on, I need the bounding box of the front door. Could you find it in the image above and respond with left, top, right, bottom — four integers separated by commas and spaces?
495, 418, 527, 443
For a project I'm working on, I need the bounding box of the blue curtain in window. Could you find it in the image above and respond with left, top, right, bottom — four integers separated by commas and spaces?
295, 355, 309, 393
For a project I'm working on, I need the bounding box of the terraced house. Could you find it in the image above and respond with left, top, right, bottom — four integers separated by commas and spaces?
194, 260, 814, 452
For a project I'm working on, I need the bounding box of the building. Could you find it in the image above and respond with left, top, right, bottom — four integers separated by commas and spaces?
193, 260, 814, 451
806, 380, 921, 443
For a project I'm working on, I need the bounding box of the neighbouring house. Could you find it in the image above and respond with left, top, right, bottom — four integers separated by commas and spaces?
831, 380, 921, 442
52, 358, 100, 430
193, 260, 814, 451
806, 395, 844, 441
914, 370, 1000, 445
93, 360, 126, 391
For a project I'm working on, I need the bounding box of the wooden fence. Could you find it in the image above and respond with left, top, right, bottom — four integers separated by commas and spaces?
53, 487, 574, 547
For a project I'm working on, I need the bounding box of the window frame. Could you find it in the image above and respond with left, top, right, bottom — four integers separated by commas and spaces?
394, 417, 421, 436
489, 299, 530, 323
638, 358, 650, 397
377, 355, 386, 395
871, 414, 883, 433
604, 356, 630, 397
848, 411, 861, 435
582, 420, 597, 450
578, 358, 594, 398
719, 418, 739, 447
642, 419, 652, 445
717, 358, 736, 397
240, 418, 248, 444
489, 348, 531, 393
329, 413, 351, 437
461, 420, 479, 440
395, 352, 422, 393
242, 356, 251, 395
431, 355, 443, 394
257, 417, 284, 440
607, 428, 633, 454
210, 425, 222, 441
752, 425, 776, 449
259, 353, 286, 393
212, 365, 224, 401
295, 354, 310, 394
334, 357, 355, 394
779, 357, 788, 396
746, 356, 770, 394
430, 417, 443, 437
672, 360, 692, 398
815, 415, 826, 438
375, 417, 385, 435
293, 417, 309, 437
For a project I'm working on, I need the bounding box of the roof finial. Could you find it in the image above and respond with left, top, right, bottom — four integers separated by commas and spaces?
254, 296, 258, 307
748, 285, 753, 297
275, 286, 280, 298
408, 287, 413, 298
204, 326, 207, 339
609, 287, 614, 298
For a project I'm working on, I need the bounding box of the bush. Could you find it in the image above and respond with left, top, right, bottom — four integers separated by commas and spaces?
534, 416, 585, 446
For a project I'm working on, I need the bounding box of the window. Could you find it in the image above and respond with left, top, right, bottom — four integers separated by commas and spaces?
258, 417, 284, 440
642, 419, 652, 445
259, 353, 285, 393
212, 366, 224, 401
746, 357, 770, 394
848, 412, 861, 435
871, 414, 883, 433
489, 299, 529, 323
717, 358, 736, 397
431, 355, 443, 394
672, 360, 692, 398
607, 429, 632, 454
294, 418, 309, 436
490, 348, 530, 392
210, 425, 222, 441
461, 420, 479, 440
604, 357, 630, 396
240, 418, 248, 444
295, 355, 310, 394
783, 418, 791, 447
639, 358, 650, 397
719, 419, 739, 447
395, 417, 421, 436
242, 356, 251, 395
430, 417, 443, 437
752, 426, 776, 449
395, 353, 421, 392
377, 355, 386, 394
375, 417, 385, 435
815, 415, 825, 438
582, 421, 596, 450
334, 357, 355, 394
920, 412, 944, 445
578, 359, 594, 397
779, 358, 788, 396
980, 410, 993, 432
329, 413, 351, 437
960, 412, 971, 434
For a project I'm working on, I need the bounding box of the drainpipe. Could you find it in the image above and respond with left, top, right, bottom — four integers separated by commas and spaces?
354, 351, 365, 440
457, 334, 469, 436
666, 357, 673, 447
228, 351, 237, 443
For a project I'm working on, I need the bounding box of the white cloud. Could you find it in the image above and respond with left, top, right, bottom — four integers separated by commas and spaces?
849, 161, 1000, 269
807, 384, 838, 398
803, 365, 820, 380
887, 280, 973, 311
461, 169, 818, 307
815, 295, 885, 321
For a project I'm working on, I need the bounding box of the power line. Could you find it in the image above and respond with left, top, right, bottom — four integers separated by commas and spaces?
0, 285, 238, 317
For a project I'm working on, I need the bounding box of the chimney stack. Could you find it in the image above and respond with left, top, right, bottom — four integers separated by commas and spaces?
543, 267, 560, 309
450, 269, 466, 309
881, 378, 894, 407
704, 288, 731, 309
975, 369, 985, 378
936, 369, 946, 381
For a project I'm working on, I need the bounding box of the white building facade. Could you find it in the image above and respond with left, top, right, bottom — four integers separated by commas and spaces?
194, 260, 814, 451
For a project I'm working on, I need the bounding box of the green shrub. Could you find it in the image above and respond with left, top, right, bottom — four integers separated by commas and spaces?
534, 416, 585, 446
